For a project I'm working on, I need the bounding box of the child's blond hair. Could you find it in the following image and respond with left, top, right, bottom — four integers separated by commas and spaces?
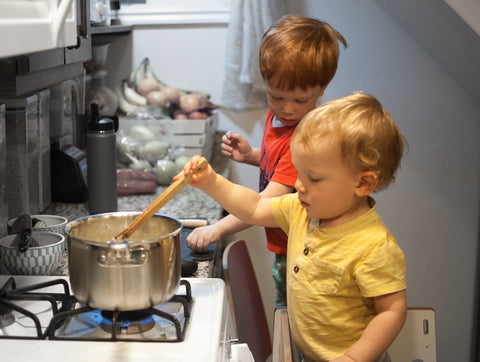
259, 15, 347, 91
293, 92, 406, 190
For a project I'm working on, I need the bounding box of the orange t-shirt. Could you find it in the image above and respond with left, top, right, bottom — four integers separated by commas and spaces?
259, 110, 298, 255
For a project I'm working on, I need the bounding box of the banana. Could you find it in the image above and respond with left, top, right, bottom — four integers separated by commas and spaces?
129, 58, 148, 90
115, 83, 137, 114
130, 57, 212, 99
122, 80, 147, 106
144, 58, 167, 88
134, 62, 148, 90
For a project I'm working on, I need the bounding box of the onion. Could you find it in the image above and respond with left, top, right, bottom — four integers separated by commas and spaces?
162, 86, 180, 103
137, 78, 160, 96
175, 155, 191, 169
188, 111, 209, 120
174, 112, 188, 120
196, 94, 208, 109
129, 125, 156, 140
146, 90, 168, 107
179, 94, 200, 113
129, 159, 152, 171
152, 159, 179, 185
139, 140, 171, 163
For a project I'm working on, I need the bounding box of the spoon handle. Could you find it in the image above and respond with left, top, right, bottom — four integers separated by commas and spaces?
115, 156, 208, 241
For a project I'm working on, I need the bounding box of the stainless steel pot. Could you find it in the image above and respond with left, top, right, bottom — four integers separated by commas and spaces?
65, 212, 182, 311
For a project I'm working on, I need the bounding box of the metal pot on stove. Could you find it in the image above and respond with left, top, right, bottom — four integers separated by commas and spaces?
65, 212, 182, 311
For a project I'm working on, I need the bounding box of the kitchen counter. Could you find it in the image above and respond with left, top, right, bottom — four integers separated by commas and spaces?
44, 131, 229, 278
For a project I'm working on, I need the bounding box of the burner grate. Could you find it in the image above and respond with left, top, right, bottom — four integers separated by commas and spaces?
0, 277, 193, 342
0, 277, 75, 339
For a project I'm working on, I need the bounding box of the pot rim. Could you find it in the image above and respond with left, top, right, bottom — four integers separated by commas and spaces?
65, 211, 183, 247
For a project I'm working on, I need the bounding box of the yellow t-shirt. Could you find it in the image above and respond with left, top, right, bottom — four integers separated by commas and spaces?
271, 193, 406, 361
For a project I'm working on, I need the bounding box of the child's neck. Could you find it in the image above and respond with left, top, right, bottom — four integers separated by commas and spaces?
318, 197, 372, 229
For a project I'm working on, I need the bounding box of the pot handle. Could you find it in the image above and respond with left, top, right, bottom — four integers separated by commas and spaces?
98, 248, 150, 266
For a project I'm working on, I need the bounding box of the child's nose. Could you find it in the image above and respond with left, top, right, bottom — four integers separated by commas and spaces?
282, 102, 295, 115
294, 178, 305, 192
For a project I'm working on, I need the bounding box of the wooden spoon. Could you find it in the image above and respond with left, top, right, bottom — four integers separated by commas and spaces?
114, 156, 208, 242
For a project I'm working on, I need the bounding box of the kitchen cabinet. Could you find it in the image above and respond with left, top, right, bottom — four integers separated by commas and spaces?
0, 0, 91, 97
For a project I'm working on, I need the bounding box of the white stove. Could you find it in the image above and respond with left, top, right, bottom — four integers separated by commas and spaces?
0, 275, 249, 361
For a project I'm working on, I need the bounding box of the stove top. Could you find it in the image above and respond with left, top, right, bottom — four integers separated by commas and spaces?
0, 275, 237, 361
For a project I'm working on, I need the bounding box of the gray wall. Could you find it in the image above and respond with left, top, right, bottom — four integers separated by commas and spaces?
286, 1, 480, 361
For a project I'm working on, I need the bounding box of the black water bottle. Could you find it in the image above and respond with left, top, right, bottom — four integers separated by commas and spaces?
87, 103, 118, 214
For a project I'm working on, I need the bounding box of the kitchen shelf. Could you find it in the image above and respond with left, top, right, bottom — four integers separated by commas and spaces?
91, 25, 133, 46
91, 25, 133, 35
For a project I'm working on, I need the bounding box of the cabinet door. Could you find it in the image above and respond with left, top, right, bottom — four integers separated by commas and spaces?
0, 0, 78, 59
66, 0, 92, 64
0, 0, 91, 97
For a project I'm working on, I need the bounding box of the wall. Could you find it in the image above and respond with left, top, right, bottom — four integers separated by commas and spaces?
108, 0, 480, 360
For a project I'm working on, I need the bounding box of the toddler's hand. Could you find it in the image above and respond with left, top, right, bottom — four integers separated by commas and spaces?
173, 155, 213, 189
221, 131, 253, 163
187, 225, 221, 253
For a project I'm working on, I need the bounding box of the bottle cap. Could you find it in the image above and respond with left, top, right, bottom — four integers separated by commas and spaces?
111, 1, 120, 11
89, 102, 119, 132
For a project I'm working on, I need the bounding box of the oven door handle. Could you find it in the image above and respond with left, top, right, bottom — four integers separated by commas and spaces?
53, 0, 75, 45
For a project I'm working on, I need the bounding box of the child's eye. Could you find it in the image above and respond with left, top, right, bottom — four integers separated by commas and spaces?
296, 99, 308, 104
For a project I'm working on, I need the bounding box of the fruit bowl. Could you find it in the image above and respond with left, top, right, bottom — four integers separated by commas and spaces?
0, 232, 65, 275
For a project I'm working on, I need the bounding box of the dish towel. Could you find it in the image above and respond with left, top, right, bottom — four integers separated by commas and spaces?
220, 0, 286, 110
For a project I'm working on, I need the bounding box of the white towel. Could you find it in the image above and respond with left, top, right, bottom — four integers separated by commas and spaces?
220, 0, 286, 110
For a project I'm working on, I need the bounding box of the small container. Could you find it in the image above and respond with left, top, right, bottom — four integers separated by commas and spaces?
90, 0, 111, 26
7, 214, 68, 236
110, 1, 121, 25
0, 231, 65, 275
86, 103, 118, 214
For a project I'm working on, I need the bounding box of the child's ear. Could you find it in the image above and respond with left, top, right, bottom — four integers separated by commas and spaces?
356, 171, 378, 197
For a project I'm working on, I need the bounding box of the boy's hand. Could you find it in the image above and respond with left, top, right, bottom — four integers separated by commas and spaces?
186, 225, 221, 253
173, 155, 214, 189
221, 131, 255, 164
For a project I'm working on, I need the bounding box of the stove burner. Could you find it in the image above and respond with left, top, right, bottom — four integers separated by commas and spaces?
0, 311, 14, 328
0, 278, 193, 342
99, 309, 156, 335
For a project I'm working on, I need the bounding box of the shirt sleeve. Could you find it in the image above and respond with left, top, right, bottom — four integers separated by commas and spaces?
355, 238, 407, 297
270, 145, 298, 187
270, 193, 300, 234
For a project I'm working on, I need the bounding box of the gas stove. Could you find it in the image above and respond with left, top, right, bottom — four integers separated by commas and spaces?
0, 275, 245, 361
